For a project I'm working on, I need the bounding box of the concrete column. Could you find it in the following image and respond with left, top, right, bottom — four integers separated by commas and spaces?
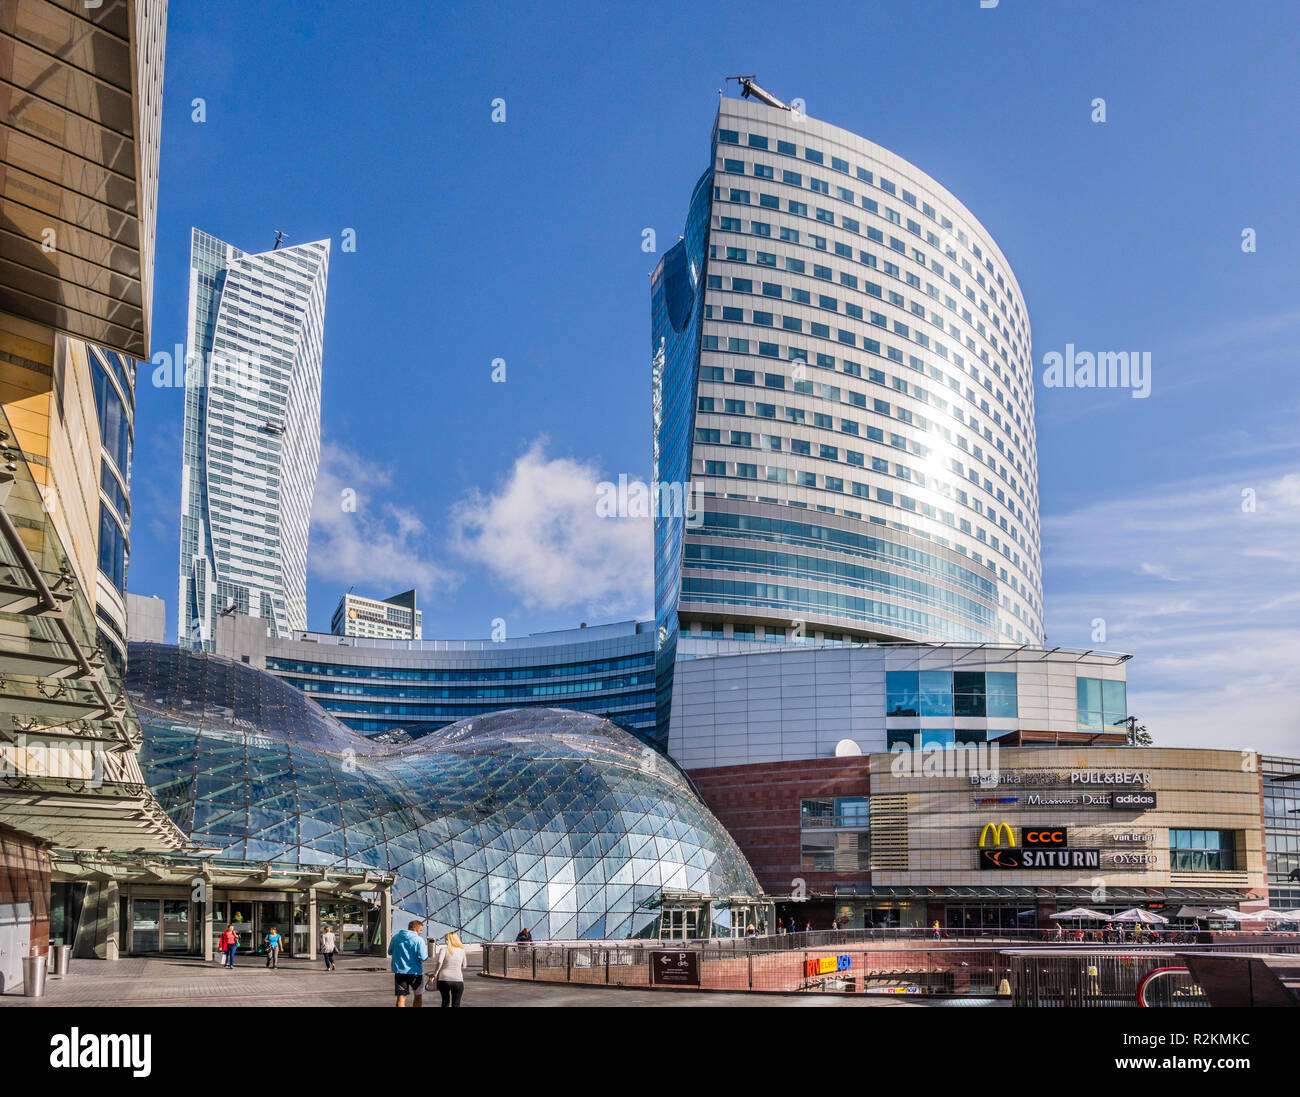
379, 887, 393, 954
202, 896, 214, 962
307, 888, 318, 960
104, 880, 120, 961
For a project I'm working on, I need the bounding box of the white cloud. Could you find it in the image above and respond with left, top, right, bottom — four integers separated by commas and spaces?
449, 438, 651, 617
1043, 469, 1300, 754
309, 441, 457, 595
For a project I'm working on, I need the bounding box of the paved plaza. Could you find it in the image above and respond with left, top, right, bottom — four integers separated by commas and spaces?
0, 953, 980, 1008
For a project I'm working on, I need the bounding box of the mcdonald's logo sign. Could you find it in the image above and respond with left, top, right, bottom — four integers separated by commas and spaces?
978, 821, 1016, 848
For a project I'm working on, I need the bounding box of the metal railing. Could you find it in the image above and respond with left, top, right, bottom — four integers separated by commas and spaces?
482, 936, 1300, 1000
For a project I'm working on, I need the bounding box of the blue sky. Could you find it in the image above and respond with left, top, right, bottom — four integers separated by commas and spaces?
129, 0, 1300, 751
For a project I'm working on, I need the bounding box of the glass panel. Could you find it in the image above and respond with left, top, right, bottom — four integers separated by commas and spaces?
953, 671, 986, 716
132, 899, 161, 953
885, 671, 919, 716
162, 899, 189, 951
918, 670, 953, 716
230, 901, 255, 952
985, 672, 1018, 717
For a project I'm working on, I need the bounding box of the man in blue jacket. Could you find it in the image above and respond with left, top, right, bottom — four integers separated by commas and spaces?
388, 919, 429, 1007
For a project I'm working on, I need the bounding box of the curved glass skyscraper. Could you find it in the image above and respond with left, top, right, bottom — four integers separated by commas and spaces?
179, 229, 330, 648
653, 93, 1044, 735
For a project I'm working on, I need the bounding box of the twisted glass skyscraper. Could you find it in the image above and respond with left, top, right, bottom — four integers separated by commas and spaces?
179, 230, 330, 648
653, 91, 1044, 736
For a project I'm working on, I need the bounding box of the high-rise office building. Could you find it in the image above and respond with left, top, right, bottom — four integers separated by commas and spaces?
178, 230, 330, 648
653, 85, 1044, 738
331, 589, 423, 640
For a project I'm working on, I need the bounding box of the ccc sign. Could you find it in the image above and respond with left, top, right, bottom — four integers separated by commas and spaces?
1023, 828, 1068, 848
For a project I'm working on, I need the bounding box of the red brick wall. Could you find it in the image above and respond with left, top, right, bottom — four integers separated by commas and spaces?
0, 826, 51, 955
688, 758, 869, 895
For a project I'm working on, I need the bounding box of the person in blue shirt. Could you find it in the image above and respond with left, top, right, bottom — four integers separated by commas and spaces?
388, 919, 429, 1007
265, 927, 283, 969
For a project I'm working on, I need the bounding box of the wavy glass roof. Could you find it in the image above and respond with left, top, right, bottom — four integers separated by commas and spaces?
125, 642, 760, 941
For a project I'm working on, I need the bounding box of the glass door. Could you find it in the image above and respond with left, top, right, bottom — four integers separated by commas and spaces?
162, 900, 191, 952
230, 901, 255, 954
130, 899, 161, 952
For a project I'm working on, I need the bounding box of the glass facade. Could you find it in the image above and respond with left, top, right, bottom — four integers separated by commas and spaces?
1262, 755, 1300, 910
126, 643, 759, 942
652, 169, 715, 747
249, 623, 658, 742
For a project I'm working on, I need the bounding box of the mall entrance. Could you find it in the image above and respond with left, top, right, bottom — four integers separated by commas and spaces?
124, 890, 382, 957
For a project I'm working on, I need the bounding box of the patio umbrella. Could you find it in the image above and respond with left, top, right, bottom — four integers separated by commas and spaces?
1284, 910, 1300, 920
1174, 906, 1211, 920
1110, 908, 1168, 924
1050, 907, 1108, 921
1243, 909, 1287, 922
1207, 908, 1249, 922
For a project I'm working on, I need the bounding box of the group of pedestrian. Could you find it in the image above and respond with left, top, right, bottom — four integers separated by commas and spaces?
216, 923, 340, 969
775, 918, 813, 935
1049, 922, 1200, 944
388, 919, 469, 1008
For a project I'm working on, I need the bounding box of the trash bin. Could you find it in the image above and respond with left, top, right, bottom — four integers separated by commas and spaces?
21, 954, 47, 997
51, 945, 72, 976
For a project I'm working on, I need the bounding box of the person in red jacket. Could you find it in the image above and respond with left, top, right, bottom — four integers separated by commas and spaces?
218, 924, 238, 968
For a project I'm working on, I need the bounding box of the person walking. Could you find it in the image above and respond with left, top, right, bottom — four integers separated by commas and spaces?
218, 924, 238, 968
265, 926, 283, 969
432, 931, 468, 1008
321, 925, 338, 971
932, 920, 942, 941
388, 919, 429, 1007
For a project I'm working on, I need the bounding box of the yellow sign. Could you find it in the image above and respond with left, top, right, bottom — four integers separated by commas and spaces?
978, 821, 1016, 848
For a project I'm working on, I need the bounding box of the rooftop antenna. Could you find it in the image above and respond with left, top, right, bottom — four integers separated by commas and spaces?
273, 229, 289, 250
725, 75, 791, 111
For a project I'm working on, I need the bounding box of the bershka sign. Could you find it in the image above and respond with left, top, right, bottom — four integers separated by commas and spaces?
980, 848, 1101, 870
1111, 791, 1157, 810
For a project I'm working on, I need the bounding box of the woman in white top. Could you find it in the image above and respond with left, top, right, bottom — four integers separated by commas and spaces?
432, 931, 468, 1008
320, 926, 338, 971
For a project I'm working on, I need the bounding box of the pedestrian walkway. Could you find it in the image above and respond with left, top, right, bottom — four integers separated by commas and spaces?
0, 952, 968, 1007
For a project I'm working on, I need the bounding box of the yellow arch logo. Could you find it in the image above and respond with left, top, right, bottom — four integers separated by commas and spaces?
979, 822, 1016, 848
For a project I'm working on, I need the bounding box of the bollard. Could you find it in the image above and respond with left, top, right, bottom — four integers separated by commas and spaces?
22, 953, 48, 997
51, 945, 72, 976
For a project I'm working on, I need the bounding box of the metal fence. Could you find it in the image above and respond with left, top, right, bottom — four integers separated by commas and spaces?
482, 938, 1300, 1001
